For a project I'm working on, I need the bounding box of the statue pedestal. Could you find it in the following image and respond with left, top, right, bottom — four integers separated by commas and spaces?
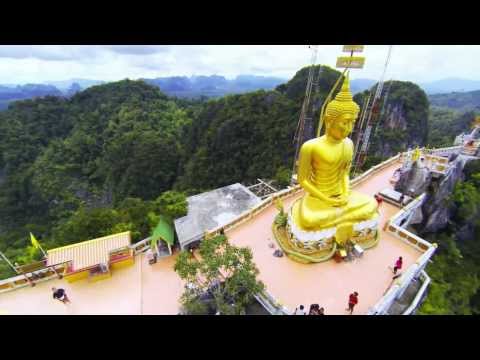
272, 200, 380, 264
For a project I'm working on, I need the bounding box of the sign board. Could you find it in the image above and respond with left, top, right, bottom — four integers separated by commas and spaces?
336, 56, 365, 69
343, 45, 364, 53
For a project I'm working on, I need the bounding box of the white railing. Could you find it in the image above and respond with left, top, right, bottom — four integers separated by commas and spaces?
206, 153, 403, 240
350, 154, 401, 188
0, 145, 459, 311
0, 263, 66, 294
254, 290, 290, 315
130, 237, 151, 255
426, 146, 462, 157
402, 270, 431, 315
367, 244, 437, 315
387, 223, 432, 253
205, 185, 303, 239
389, 194, 426, 228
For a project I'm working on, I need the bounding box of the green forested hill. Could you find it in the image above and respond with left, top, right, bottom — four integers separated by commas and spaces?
0, 71, 435, 278
1, 68, 480, 317
427, 107, 476, 148
176, 65, 345, 190
353, 80, 430, 168
276, 65, 343, 104
429, 90, 480, 111
175, 91, 298, 190
419, 160, 480, 314
0, 80, 192, 276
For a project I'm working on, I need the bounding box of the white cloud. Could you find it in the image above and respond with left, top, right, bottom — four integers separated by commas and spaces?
0, 45, 479, 85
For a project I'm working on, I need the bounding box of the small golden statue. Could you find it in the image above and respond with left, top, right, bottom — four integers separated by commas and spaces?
284, 73, 379, 257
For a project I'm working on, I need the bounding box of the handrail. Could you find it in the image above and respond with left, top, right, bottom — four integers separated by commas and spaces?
0, 146, 459, 311
206, 153, 402, 240
402, 270, 430, 315
130, 237, 151, 254
0, 263, 66, 294
368, 244, 436, 314
389, 194, 426, 226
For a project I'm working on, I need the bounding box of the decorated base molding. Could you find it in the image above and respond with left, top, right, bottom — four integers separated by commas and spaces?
287, 210, 379, 252
271, 207, 380, 263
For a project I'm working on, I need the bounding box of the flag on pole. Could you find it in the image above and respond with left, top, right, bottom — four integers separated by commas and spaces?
30, 233, 41, 250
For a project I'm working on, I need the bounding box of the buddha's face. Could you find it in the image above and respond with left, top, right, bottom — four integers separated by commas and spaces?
327, 113, 355, 141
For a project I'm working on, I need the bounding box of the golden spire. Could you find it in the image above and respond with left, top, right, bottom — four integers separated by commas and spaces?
325, 72, 360, 119
335, 71, 353, 102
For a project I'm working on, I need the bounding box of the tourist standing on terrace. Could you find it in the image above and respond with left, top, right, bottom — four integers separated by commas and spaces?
52, 287, 70, 304
346, 292, 358, 314
309, 304, 320, 315
294, 305, 306, 315
393, 256, 403, 274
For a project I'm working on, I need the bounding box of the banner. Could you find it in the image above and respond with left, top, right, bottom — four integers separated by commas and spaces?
343, 45, 364, 53
336, 56, 365, 69
30, 232, 41, 250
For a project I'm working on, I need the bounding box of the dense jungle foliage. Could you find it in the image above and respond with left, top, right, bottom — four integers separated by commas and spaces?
0, 67, 479, 314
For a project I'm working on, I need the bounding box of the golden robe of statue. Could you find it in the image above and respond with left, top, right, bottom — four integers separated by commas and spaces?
292, 74, 378, 232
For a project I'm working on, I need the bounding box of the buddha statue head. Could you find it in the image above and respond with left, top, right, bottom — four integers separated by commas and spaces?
324, 73, 360, 141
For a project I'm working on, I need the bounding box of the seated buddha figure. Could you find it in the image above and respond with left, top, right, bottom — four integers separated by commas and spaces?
291, 74, 378, 237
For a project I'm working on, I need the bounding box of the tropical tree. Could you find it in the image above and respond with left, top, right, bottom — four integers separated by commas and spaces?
174, 234, 265, 315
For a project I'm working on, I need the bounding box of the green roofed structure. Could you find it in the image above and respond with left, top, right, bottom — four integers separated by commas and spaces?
150, 217, 174, 258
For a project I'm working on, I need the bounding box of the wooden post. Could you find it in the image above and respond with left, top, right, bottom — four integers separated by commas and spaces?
38, 246, 62, 279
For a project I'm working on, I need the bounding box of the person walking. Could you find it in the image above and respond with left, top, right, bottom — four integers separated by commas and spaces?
294, 305, 306, 315
393, 256, 403, 275
346, 292, 358, 315
52, 287, 70, 304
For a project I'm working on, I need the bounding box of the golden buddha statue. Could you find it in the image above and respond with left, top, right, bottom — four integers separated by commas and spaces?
291, 73, 378, 242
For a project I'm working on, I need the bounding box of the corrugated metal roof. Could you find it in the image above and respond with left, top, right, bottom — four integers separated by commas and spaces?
174, 183, 261, 249
47, 232, 131, 271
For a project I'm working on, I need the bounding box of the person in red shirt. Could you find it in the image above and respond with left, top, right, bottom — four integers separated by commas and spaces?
393, 256, 403, 274
374, 194, 383, 207
346, 292, 358, 314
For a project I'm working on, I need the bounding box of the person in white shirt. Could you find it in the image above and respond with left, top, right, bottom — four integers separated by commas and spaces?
294, 305, 306, 315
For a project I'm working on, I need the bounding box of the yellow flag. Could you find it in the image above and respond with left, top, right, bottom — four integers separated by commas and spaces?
30, 233, 40, 249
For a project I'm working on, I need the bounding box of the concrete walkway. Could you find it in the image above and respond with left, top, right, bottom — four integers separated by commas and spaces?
0, 160, 422, 315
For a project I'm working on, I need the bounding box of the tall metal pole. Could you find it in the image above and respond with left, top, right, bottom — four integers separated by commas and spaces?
0, 250, 36, 286
31, 233, 62, 279
37, 245, 62, 279
352, 45, 393, 172
0, 250, 18, 274
316, 50, 354, 138
291, 45, 319, 184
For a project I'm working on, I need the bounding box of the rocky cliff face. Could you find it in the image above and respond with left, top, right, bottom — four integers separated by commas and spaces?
419, 155, 472, 234
354, 81, 429, 161
383, 103, 408, 131
395, 160, 432, 197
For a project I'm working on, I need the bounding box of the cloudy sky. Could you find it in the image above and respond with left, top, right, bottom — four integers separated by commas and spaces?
0, 45, 479, 84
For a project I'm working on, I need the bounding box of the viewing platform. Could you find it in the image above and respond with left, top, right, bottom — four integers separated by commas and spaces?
0, 150, 445, 315
211, 157, 431, 314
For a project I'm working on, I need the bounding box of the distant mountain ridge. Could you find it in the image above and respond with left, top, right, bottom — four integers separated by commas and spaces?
142, 75, 286, 98
429, 89, 480, 111
0, 84, 63, 110
420, 78, 480, 94
0, 75, 287, 110
3, 75, 480, 111
44, 78, 105, 91
351, 78, 480, 95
